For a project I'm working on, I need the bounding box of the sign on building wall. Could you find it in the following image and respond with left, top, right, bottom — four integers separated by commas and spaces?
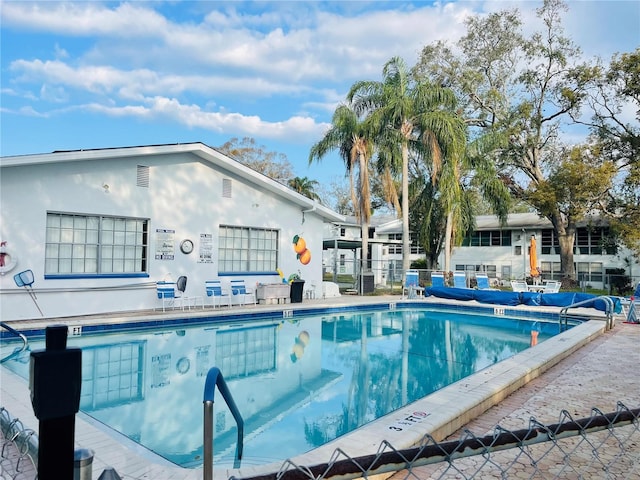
155, 229, 175, 260
150, 353, 171, 388
198, 233, 213, 264
196, 345, 210, 377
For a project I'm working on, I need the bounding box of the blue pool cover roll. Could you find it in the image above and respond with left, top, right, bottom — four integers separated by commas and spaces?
474, 289, 522, 306
520, 291, 542, 306
423, 287, 621, 313
425, 286, 476, 301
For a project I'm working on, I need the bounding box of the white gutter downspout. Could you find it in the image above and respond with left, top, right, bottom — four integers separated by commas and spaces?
301, 205, 316, 224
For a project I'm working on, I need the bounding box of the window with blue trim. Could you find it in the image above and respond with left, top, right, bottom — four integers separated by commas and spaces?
218, 225, 278, 273
45, 212, 148, 275
80, 341, 145, 410
215, 325, 276, 379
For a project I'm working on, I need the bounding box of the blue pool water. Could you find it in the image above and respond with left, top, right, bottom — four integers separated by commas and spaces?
2, 307, 561, 468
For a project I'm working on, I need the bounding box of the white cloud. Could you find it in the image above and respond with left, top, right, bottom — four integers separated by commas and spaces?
17, 105, 49, 118
2, 1, 473, 83
9, 59, 315, 98
83, 95, 329, 142
1, 2, 170, 37
1, 1, 637, 156
53, 43, 68, 59
40, 84, 68, 103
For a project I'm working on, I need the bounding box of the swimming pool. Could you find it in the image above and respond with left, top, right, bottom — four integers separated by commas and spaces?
1, 305, 566, 468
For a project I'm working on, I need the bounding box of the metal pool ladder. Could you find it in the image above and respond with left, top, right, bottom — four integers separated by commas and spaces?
559, 296, 616, 332
0, 322, 28, 364
203, 367, 244, 479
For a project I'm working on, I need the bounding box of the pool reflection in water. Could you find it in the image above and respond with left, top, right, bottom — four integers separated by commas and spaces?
3, 308, 555, 467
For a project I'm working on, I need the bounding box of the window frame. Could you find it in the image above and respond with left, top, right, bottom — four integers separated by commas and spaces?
463, 230, 511, 247
80, 341, 145, 410
541, 229, 560, 254
45, 212, 149, 279
215, 325, 277, 380
217, 225, 279, 275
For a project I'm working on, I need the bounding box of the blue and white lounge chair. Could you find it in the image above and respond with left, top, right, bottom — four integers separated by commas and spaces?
453, 271, 467, 289
230, 279, 256, 305
205, 280, 231, 308
402, 269, 424, 298
157, 276, 202, 311
431, 272, 445, 287
476, 273, 493, 290
157, 281, 177, 311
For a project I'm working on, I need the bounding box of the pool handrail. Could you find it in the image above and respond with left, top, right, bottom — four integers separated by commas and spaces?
203, 367, 244, 479
0, 322, 28, 364
559, 296, 615, 331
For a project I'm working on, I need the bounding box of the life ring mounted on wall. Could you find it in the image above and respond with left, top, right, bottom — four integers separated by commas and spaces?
0, 241, 18, 275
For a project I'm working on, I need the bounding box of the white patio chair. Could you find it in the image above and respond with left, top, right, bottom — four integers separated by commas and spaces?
542, 280, 561, 293
510, 280, 529, 292
304, 282, 317, 300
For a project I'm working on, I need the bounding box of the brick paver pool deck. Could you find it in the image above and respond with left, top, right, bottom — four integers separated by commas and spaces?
390, 318, 640, 479
1, 296, 638, 479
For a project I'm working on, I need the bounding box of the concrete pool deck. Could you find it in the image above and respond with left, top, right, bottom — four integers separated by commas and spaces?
1, 295, 637, 479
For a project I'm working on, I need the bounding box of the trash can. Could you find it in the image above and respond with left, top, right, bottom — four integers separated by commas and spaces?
74, 448, 94, 480
290, 280, 305, 303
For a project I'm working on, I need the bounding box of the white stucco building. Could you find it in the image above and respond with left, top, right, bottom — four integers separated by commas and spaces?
445, 213, 639, 289
322, 213, 639, 291
322, 215, 419, 289
1, 143, 343, 321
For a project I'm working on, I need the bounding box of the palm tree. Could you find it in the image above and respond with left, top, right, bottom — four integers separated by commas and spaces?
288, 176, 321, 202
309, 104, 375, 279
348, 56, 466, 277
443, 130, 513, 271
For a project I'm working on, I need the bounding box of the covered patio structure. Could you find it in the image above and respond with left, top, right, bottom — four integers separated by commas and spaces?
322, 238, 401, 294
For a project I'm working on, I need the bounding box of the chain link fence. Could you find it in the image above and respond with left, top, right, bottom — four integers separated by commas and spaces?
0, 407, 37, 479
2, 391, 638, 480
232, 402, 640, 480
323, 259, 639, 296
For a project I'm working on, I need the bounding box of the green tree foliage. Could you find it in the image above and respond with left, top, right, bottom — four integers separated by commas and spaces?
348, 56, 466, 276
309, 104, 376, 272
526, 144, 616, 258
437, 132, 511, 272
577, 49, 640, 257
414, 0, 602, 279
288, 176, 321, 202
409, 171, 447, 269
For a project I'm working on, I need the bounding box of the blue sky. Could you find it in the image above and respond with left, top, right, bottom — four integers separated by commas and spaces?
2, 1, 639, 193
